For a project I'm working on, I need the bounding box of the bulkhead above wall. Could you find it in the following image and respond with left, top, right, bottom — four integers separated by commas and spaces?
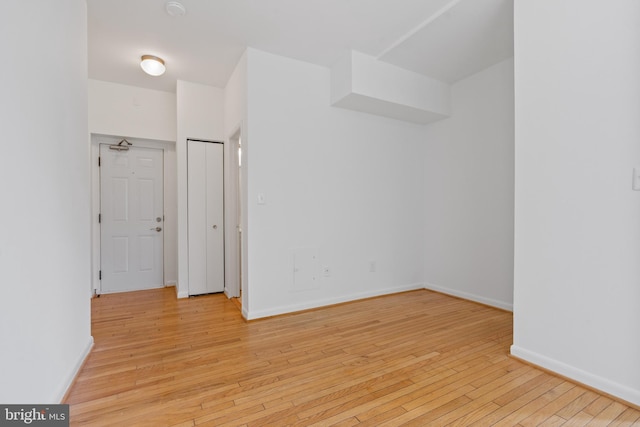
330, 51, 451, 124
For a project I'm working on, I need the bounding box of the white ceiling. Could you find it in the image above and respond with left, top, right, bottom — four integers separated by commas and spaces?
87, 0, 513, 93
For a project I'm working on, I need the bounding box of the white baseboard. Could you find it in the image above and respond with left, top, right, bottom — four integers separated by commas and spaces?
56, 336, 94, 403
244, 283, 424, 320
424, 283, 513, 311
173, 282, 189, 299
165, 280, 177, 287
511, 345, 640, 407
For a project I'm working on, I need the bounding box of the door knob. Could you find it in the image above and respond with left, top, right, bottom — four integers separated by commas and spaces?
212, 225, 218, 229
150, 227, 162, 232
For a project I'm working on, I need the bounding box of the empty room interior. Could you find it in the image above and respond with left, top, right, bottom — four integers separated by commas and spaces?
1, 0, 639, 425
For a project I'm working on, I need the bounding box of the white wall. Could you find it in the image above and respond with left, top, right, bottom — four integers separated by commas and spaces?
176, 81, 225, 297
243, 49, 426, 319
88, 80, 178, 288
0, 0, 92, 402
88, 80, 176, 141
224, 52, 247, 135
423, 58, 514, 310
512, 0, 640, 405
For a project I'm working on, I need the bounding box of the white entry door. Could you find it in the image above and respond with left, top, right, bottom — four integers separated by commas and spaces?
188, 140, 224, 295
100, 144, 164, 293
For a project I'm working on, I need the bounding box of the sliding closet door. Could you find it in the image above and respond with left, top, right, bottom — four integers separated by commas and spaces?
187, 140, 224, 295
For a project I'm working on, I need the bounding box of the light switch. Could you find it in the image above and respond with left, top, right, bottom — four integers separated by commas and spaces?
634, 168, 640, 191
257, 193, 266, 204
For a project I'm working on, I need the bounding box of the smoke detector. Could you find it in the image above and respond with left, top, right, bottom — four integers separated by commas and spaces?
165, 1, 186, 17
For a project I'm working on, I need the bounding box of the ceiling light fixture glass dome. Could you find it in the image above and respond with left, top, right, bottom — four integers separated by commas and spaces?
165, 1, 186, 17
140, 55, 166, 76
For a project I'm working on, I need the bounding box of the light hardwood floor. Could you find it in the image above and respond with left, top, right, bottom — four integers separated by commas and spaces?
66, 288, 640, 426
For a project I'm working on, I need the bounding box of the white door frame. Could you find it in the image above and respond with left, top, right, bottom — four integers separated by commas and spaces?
224, 129, 242, 299
90, 134, 175, 295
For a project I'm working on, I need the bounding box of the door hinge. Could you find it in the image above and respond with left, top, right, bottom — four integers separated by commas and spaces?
99, 270, 102, 280
98, 156, 101, 167
98, 213, 101, 223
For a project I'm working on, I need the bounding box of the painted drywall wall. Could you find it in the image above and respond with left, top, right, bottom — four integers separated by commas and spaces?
512, 0, 640, 405
224, 52, 247, 135
0, 0, 92, 402
423, 58, 514, 311
88, 80, 178, 288
176, 80, 225, 297
243, 49, 426, 319
88, 79, 176, 141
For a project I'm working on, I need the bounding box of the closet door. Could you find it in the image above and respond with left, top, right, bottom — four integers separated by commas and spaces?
187, 140, 224, 295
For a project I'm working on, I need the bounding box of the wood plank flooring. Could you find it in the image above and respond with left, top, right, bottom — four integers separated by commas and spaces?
65, 288, 640, 426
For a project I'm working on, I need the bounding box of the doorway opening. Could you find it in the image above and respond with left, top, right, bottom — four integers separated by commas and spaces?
91, 134, 177, 296
226, 128, 243, 311
187, 140, 225, 296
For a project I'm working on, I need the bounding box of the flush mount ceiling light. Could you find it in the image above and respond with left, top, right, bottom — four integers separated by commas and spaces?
165, 1, 186, 17
140, 55, 166, 76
